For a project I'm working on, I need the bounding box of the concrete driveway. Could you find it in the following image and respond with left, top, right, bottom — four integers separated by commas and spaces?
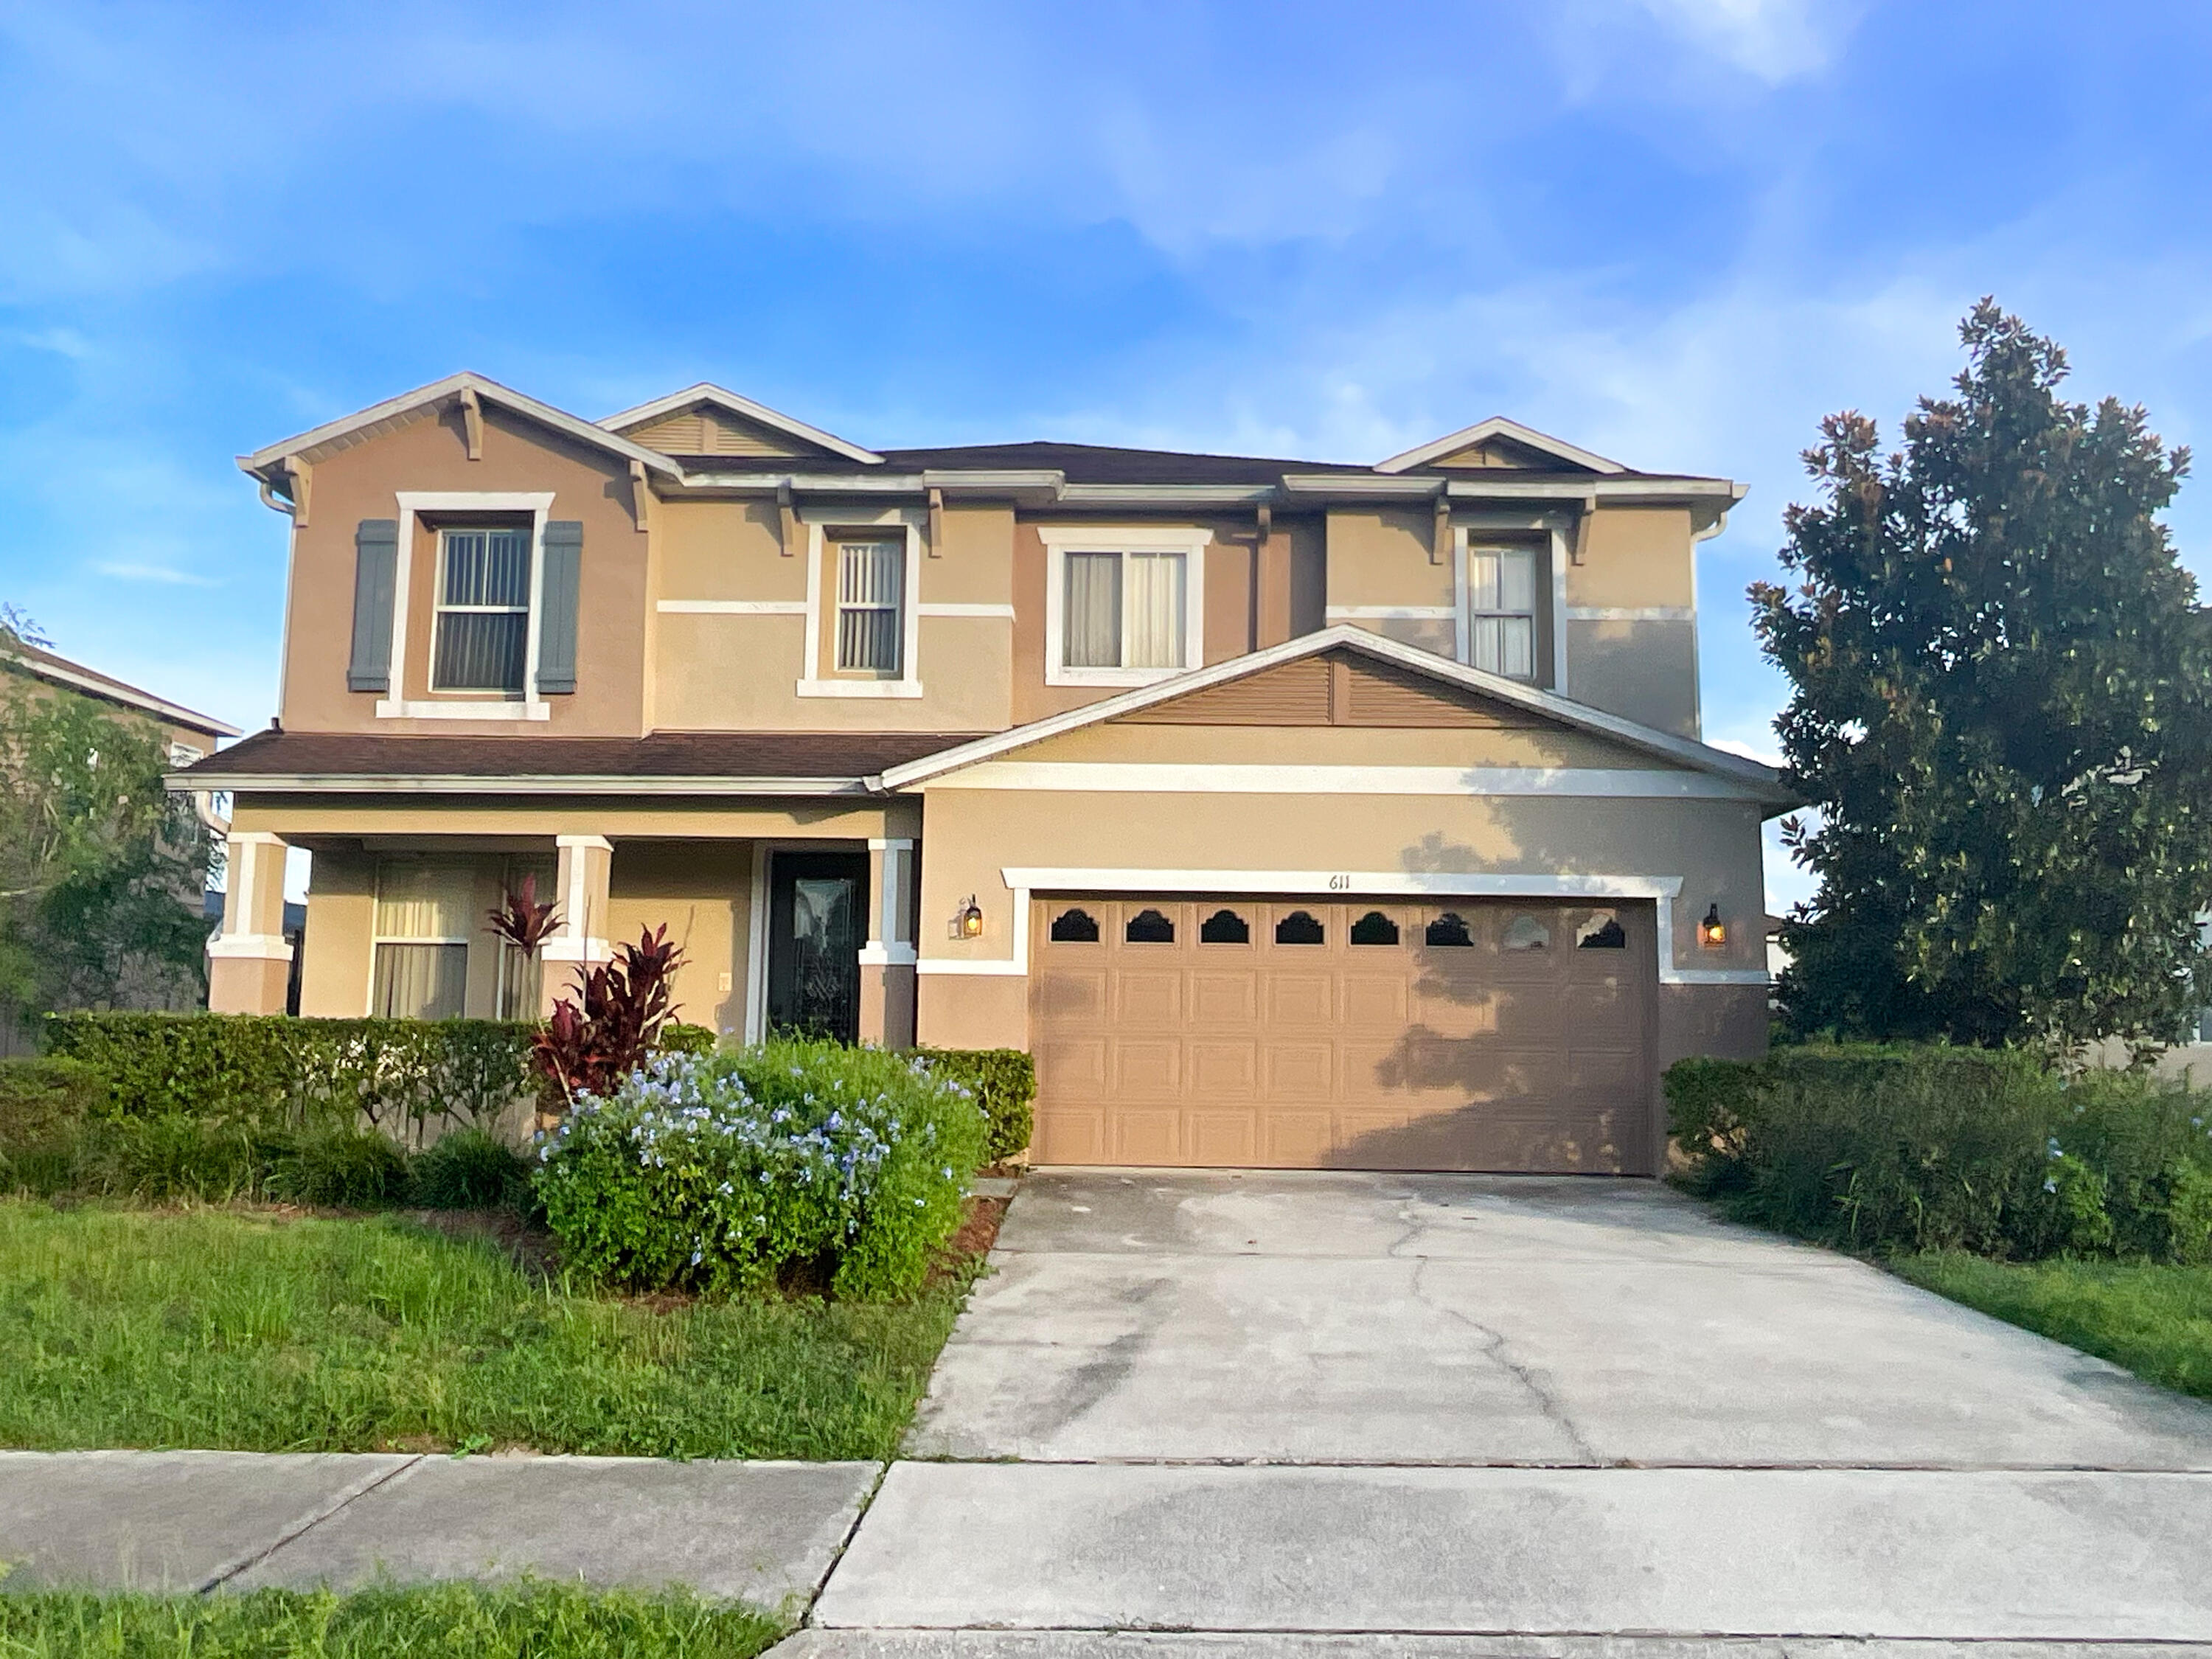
808, 1169, 2212, 1649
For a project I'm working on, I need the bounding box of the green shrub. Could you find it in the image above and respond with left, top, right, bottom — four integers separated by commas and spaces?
914, 1047, 1034, 1163
408, 1127, 529, 1209
0, 1057, 108, 1194
70, 1116, 274, 1204
44, 1012, 537, 1141
534, 1037, 987, 1299
657, 1021, 718, 1058
1666, 1045, 2212, 1261
271, 1128, 412, 1208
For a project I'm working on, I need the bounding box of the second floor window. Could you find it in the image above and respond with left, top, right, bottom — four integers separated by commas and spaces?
1065, 549, 1186, 671
1467, 545, 1538, 682
434, 526, 532, 694
835, 538, 905, 674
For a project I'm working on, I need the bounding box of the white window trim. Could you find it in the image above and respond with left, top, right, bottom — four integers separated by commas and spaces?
797, 507, 925, 698
912, 867, 1767, 987
380, 492, 556, 721
1041, 525, 1209, 688
1455, 529, 1557, 689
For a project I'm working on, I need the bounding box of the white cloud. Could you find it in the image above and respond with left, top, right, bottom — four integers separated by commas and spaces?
93, 561, 219, 588
1632, 0, 1860, 83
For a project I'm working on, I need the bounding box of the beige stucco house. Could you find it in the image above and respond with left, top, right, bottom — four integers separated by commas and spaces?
181, 372, 1788, 1175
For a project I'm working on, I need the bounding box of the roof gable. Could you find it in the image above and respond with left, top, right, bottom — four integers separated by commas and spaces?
873, 626, 1790, 802
599, 384, 880, 465
1374, 417, 1627, 476
239, 372, 681, 481
1116, 650, 1545, 730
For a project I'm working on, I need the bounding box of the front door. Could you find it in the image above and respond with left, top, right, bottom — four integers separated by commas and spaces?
766, 852, 869, 1043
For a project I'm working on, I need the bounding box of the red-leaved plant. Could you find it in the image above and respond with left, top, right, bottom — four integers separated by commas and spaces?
485, 874, 562, 956
532, 925, 686, 1113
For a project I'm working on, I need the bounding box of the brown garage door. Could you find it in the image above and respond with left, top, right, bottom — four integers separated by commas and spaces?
1029, 896, 1656, 1173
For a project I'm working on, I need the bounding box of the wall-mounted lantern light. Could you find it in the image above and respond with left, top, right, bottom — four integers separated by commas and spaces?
951, 895, 985, 940
1697, 902, 1727, 950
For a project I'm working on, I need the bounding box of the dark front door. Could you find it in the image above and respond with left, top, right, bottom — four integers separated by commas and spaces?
767, 852, 869, 1043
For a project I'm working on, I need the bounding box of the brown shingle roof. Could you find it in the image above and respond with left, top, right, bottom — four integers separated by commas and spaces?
175, 728, 978, 788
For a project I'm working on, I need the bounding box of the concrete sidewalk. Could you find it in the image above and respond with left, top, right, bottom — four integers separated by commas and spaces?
0, 1451, 874, 1613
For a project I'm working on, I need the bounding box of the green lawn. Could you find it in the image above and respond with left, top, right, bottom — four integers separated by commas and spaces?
0, 1198, 969, 1458
1892, 1251, 2212, 1401
0, 1579, 782, 1658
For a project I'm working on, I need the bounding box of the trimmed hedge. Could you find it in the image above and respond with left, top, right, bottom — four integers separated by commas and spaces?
44, 1012, 538, 1141
534, 1038, 987, 1299
914, 1047, 1034, 1163
1667, 1045, 2212, 1262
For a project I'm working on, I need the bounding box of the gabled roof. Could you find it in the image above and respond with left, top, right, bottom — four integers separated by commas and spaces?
238, 372, 684, 481
872, 626, 1791, 804
1374, 417, 1629, 476
599, 383, 883, 465
3, 642, 240, 740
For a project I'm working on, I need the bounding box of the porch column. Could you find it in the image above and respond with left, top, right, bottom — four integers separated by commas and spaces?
208, 831, 293, 1014
857, 836, 917, 1048
540, 834, 613, 1015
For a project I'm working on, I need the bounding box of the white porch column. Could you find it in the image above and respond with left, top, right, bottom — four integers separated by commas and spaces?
858, 837, 917, 1046
208, 831, 293, 1014
540, 834, 613, 1014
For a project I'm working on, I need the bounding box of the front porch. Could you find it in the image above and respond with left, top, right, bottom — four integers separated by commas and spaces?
209, 804, 921, 1047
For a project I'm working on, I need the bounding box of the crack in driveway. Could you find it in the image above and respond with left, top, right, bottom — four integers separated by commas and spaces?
1407, 1257, 1601, 1465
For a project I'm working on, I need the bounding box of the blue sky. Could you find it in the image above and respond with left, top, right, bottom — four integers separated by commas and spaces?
4, 1, 2210, 910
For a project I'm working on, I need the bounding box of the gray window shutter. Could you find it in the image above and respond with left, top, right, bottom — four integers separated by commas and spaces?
347, 519, 399, 692
538, 520, 582, 695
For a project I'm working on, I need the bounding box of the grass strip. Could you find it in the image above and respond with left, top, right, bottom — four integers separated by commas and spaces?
0, 1577, 784, 1658
0, 1199, 967, 1458
1891, 1251, 2212, 1401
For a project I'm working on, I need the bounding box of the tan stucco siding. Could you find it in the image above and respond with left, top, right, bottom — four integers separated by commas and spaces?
298, 846, 375, 1018
605, 841, 752, 1037
1324, 508, 1449, 610
653, 499, 797, 603
987, 717, 1673, 770
914, 785, 1767, 984
1567, 618, 1700, 739
282, 405, 647, 737
1567, 507, 1696, 610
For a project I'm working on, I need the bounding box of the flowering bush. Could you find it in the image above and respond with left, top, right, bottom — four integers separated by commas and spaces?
532, 1037, 987, 1299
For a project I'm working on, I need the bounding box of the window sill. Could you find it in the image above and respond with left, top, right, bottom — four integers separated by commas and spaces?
375, 699, 551, 721
1046, 664, 1191, 689
796, 679, 925, 699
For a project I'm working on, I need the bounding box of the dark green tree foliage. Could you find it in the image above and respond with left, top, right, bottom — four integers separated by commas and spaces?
0, 619, 212, 1023
1753, 302, 2212, 1049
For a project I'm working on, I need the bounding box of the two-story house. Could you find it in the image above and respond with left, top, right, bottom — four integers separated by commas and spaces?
181, 373, 1787, 1175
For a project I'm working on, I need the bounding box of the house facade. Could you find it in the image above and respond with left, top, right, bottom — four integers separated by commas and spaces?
181, 373, 1787, 1175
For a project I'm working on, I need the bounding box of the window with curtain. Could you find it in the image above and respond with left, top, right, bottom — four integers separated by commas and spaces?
433, 526, 532, 693
1063, 549, 1186, 671
1467, 546, 1538, 681
835, 539, 904, 673
372, 858, 474, 1019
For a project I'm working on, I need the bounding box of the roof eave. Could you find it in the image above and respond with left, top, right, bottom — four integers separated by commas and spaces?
1374, 417, 1630, 476
163, 771, 880, 797
238, 372, 684, 481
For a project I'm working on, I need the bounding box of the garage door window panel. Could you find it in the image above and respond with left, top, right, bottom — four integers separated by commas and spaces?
1274, 910, 1326, 946
1124, 907, 1177, 944
1424, 911, 1475, 948
1200, 908, 1251, 945
1349, 910, 1401, 946
1049, 907, 1102, 944
1576, 911, 1627, 949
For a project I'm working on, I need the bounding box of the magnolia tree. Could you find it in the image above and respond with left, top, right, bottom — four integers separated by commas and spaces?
1754, 300, 2212, 1054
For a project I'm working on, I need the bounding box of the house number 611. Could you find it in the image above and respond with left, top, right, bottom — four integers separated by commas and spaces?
1327, 874, 1352, 890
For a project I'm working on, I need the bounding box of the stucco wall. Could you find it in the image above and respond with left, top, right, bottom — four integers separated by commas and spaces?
282, 405, 647, 737
605, 841, 753, 1037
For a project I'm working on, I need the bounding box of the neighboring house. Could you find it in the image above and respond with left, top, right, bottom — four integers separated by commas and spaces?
178, 372, 1790, 1174
0, 643, 240, 1053
2, 640, 239, 766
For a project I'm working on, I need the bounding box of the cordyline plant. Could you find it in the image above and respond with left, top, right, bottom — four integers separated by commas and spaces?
486, 880, 687, 1113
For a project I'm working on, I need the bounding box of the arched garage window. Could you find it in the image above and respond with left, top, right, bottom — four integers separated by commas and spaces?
1274, 910, 1325, 945
1349, 911, 1399, 945
1576, 912, 1627, 949
1049, 908, 1100, 943
1425, 912, 1473, 947
1200, 908, 1250, 944
1125, 908, 1176, 943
